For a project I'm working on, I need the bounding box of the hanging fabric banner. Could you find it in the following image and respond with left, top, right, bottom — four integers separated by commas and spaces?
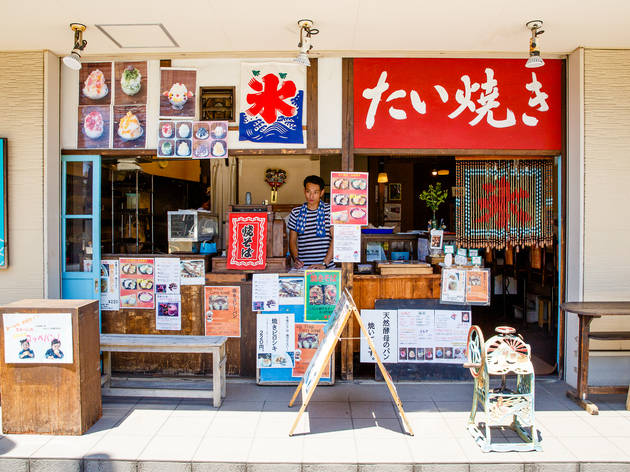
239, 62, 305, 144
456, 159, 553, 249
226, 212, 268, 270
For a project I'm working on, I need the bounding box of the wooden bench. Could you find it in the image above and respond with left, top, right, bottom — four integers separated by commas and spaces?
100, 334, 228, 407
588, 331, 630, 410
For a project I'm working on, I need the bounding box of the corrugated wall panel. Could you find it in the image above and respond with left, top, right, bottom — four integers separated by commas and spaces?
0, 52, 44, 303
584, 49, 630, 347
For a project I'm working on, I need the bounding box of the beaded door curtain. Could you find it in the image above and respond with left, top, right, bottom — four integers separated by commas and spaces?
455, 159, 554, 249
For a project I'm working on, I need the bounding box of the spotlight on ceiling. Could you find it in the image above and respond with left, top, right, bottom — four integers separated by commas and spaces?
293, 19, 319, 67
63, 23, 88, 71
525, 20, 545, 69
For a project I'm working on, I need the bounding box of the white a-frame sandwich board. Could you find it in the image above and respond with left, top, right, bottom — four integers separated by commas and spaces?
288, 289, 414, 436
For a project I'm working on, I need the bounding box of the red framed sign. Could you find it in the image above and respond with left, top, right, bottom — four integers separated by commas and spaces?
353, 58, 562, 150
227, 212, 267, 270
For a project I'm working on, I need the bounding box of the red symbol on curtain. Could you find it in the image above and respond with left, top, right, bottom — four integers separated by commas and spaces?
246, 74, 297, 124
227, 213, 267, 270
475, 177, 530, 227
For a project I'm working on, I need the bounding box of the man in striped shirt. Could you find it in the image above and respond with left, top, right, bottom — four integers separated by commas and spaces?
287, 175, 335, 269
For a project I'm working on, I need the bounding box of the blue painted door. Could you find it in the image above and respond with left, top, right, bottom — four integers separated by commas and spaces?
61, 155, 101, 308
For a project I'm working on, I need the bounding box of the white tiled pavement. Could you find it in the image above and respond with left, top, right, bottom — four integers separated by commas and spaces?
1, 379, 630, 471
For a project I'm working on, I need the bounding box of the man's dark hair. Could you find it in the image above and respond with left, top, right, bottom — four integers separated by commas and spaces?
303, 175, 325, 191
51, 339, 61, 346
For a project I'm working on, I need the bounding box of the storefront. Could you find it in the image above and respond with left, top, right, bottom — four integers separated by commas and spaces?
56, 53, 567, 382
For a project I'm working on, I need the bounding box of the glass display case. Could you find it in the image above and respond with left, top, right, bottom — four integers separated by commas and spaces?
360, 233, 419, 263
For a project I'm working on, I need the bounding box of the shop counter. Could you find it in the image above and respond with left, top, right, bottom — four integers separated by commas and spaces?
353, 273, 441, 310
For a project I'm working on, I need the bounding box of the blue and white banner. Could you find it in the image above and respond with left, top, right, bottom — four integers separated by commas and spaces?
239, 62, 305, 144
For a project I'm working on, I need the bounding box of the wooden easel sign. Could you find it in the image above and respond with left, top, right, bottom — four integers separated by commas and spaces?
288, 289, 414, 436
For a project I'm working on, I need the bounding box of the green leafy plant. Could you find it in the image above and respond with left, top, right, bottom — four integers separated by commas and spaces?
418, 182, 449, 222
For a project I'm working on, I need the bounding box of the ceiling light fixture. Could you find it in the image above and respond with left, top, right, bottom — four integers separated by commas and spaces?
63, 23, 88, 70
525, 20, 545, 69
293, 19, 319, 67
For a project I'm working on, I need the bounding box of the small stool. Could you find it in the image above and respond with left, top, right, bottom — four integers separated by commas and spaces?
537, 296, 552, 331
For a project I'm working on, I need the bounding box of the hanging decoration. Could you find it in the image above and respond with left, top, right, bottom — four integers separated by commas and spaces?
265, 168, 287, 203
456, 159, 553, 249
239, 62, 305, 144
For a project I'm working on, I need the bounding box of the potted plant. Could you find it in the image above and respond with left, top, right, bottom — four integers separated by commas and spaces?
418, 182, 449, 229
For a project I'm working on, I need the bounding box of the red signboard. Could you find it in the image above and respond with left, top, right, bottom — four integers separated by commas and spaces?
227, 213, 267, 270
353, 58, 562, 150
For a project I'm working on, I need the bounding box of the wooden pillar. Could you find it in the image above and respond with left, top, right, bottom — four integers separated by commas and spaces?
341, 58, 354, 380
306, 58, 318, 151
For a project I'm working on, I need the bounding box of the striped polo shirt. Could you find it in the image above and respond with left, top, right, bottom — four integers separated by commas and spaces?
287, 203, 335, 268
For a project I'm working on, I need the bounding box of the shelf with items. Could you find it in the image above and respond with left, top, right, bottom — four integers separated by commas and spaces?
360, 233, 419, 264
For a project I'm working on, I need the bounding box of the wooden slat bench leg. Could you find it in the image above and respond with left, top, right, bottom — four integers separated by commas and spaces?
103, 351, 112, 388
220, 343, 227, 398
212, 349, 222, 408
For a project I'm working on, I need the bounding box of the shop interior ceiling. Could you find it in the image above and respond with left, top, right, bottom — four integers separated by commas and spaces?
1, 1, 629, 56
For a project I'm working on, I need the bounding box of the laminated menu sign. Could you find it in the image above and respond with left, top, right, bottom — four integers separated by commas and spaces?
155, 258, 181, 294
397, 309, 470, 363
252, 273, 279, 311
100, 260, 120, 311
292, 323, 329, 377
398, 309, 434, 362
3, 313, 73, 364
155, 293, 181, 331
465, 269, 490, 304
278, 275, 304, 306
330, 171, 369, 225
119, 258, 155, 309
359, 309, 398, 363
204, 286, 241, 337
441, 268, 467, 304
434, 310, 469, 363
227, 213, 267, 270
333, 225, 361, 263
180, 259, 205, 286
257, 312, 295, 368
304, 269, 341, 322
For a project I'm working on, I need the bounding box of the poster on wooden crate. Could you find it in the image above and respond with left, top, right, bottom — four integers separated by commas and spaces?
333, 225, 361, 263
155, 258, 181, 294
330, 172, 368, 225
226, 213, 267, 270
465, 268, 491, 305
100, 260, 120, 311
155, 293, 181, 331
278, 275, 304, 306
256, 312, 295, 368
440, 268, 467, 304
304, 269, 341, 322
359, 309, 398, 363
119, 258, 155, 309
3, 313, 73, 363
252, 273, 279, 311
180, 259, 205, 285
293, 322, 329, 377
204, 286, 241, 337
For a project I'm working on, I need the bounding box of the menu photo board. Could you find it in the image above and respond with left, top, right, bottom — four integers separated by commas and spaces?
204, 286, 241, 337
119, 258, 155, 309
100, 260, 120, 311
304, 269, 341, 322
330, 171, 369, 225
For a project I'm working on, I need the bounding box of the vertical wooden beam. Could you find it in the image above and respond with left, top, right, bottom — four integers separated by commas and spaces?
306, 58, 319, 151
341, 58, 355, 380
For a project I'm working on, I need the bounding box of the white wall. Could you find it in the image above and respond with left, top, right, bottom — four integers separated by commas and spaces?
60, 57, 348, 152
582, 49, 630, 385
318, 58, 342, 148
564, 48, 584, 388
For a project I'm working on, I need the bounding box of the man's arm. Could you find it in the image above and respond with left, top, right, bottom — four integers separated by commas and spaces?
323, 225, 334, 266
289, 230, 303, 269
